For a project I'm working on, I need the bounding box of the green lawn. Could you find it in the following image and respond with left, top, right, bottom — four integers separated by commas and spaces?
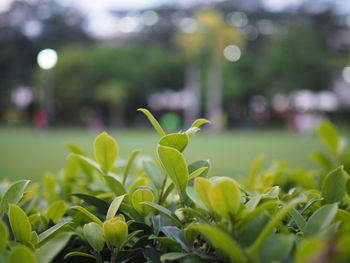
0, 127, 330, 182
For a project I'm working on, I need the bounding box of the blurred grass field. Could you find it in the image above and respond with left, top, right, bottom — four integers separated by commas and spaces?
0, 127, 332, 182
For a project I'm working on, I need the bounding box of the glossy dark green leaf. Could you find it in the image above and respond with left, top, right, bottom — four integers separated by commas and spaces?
72, 193, 109, 214
142, 202, 181, 226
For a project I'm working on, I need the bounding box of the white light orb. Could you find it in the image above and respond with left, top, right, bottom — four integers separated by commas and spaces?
223, 45, 241, 62
37, 49, 58, 70
342, 66, 350, 83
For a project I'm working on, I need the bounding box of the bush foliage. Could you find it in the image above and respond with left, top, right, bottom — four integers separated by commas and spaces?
1, 109, 350, 263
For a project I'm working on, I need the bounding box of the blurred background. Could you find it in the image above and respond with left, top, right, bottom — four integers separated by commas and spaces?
1, 0, 350, 181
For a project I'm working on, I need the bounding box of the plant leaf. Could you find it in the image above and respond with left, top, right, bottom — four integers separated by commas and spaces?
260, 234, 294, 263
0, 180, 30, 218
192, 224, 246, 262
104, 175, 127, 196
317, 121, 340, 155
208, 177, 241, 219
72, 193, 110, 214
249, 197, 305, 253
303, 203, 338, 237
289, 208, 306, 231
94, 132, 118, 173
46, 200, 66, 223
141, 202, 181, 226
83, 222, 105, 252
123, 149, 141, 184
189, 167, 208, 180
9, 204, 32, 243
70, 206, 103, 225
157, 145, 188, 196
64, 251, 96, 260
143, 160, 163, 189
106, 195, 126, 220
160, 252, 188, 262
191, 118, 211, 128
0, 220, 9, 253
38, 221, 70, 244
321, 166, 346, 204
138, 108, 166, 136
159, 133, 189, 153
8, 245, 37, 263
36, 232, 73, 263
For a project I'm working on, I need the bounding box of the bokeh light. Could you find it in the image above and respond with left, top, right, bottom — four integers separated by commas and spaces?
37, 49, 58, 70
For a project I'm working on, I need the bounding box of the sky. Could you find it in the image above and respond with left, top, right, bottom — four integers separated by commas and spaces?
1, 0, 349, 38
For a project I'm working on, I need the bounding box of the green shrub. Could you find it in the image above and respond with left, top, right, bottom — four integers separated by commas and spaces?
0, 109, 350, 263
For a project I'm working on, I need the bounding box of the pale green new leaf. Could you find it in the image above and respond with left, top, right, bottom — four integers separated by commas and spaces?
106, 195, 126, 221
64, 251, 96, 260
131, 189, 155, 215
0, 220, 9, 253
157, 145, 188, 195
159, 133, 189, 153
9, 204, 32, 243
138, 108, 166, 136
70, 206, 103, 226
46, 200, 66, 223
191, 118, 211, 128
294, 237, 325, 263
94, 132, 119, 173
0, 180, 30, 218
8, 245, 37, 263
189, 167, 208, 180
83, 222, 105, 252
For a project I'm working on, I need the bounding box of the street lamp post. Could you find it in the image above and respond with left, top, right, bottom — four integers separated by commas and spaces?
37, 48, 58, 123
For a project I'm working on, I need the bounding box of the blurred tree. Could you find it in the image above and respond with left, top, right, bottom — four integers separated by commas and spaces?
0, 0, 90, 115
95, 80, 126, 127
257, 25, 331, 96
52, 45, 185, 125
176, 10, 243, 131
